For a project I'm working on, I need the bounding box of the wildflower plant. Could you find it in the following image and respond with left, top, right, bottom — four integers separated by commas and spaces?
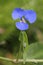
12, 8, 37, 64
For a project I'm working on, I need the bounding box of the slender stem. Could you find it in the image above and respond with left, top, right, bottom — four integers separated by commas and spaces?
0, 57, 13, 62
0, 57, 43, 63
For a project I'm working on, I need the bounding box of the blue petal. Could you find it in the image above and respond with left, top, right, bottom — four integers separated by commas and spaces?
16, 22, 29, 30
24, 10, 37, 23
12, 8, 24, 20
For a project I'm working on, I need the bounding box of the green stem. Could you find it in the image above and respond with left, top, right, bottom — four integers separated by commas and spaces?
0, 57, 13, 62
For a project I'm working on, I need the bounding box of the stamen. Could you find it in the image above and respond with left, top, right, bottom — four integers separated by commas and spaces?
20, 17, 26, 23
22, 17, 26, 23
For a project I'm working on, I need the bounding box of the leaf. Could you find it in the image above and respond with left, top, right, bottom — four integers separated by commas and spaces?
26, 42, 43, 59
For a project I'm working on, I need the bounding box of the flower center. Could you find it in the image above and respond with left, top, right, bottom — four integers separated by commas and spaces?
20, 17, 26, 23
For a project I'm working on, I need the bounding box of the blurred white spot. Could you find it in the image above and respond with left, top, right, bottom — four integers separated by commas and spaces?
23, 43, 26, 48
0, 41, 6, 45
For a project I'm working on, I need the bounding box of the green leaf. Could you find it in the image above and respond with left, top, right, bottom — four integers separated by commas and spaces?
26, 42, 43, 59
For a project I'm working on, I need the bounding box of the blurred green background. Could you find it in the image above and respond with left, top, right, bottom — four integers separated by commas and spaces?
0, 0, 43, 65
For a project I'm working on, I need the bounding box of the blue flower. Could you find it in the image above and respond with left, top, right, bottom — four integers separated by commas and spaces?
12, 8, 37, 30
16, 22, 29, 30
12, 8, 24, 20
24, 10, 37, 23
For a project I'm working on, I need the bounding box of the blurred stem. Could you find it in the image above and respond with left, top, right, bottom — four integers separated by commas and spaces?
19, 31, 27, 64
0, 57, 13, 62
0, 57, 43, 63
10, 31, 28, 64
16, 31, 23, 61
